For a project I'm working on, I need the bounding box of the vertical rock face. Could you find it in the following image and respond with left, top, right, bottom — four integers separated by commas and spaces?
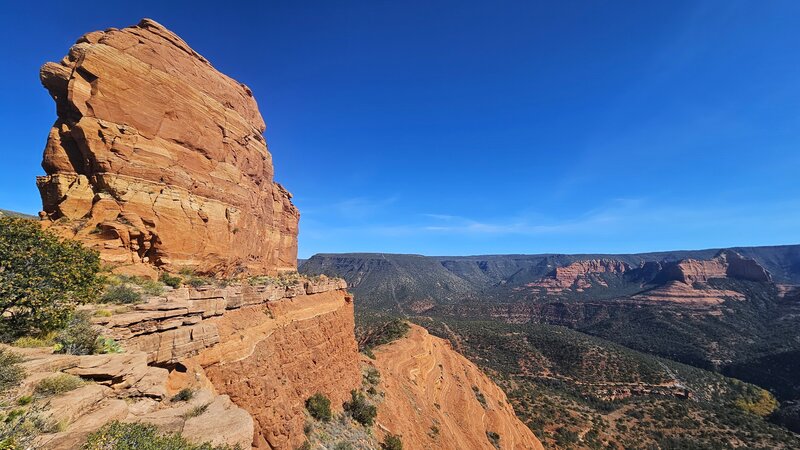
95, 278, 359, 450
36, 19, 299, 276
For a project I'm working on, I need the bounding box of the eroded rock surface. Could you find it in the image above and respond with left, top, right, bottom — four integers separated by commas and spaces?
36, 18, 298, 276
371, 324, 544, 450
527, 259, 630, 294
94, 277, 358, 449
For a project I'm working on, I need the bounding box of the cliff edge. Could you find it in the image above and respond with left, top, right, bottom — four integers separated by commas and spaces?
371, 324, 544, 450
36, 18, 299, 277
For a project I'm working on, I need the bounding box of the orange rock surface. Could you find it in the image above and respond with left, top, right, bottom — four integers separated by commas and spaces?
95, 279, 359, 450
36, 19, 298, 276
197, 290, 360, 450
529, 259, 629, 293
371, 324, 543, 450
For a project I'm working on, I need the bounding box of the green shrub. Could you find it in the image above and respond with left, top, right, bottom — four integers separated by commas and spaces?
360, 319, 410, 352
54, 312, 99, 355
95, 336, 122, 354
34, 373, 84, 396
381, 434, 403, 450
100, 285, 142, 304
0, 403, 51, 449
334, 443, 354, 450
93, 309, 113, 318
486, 431, 501, 449
139, 279, 165, 296
0, 349, 25, 392
16, 395, 32, 406
82, 421, 236, 450
171, 388, 194, 402
11, 333, 55, 348
305, 393, 332, 422
472, 386, 487, 408
0, 217, 100, 336
159, 272, 182, 289
187, 277, 210, 288
183, 403, 209, 419
343, 390, 377, 426
364, 367, 381, 386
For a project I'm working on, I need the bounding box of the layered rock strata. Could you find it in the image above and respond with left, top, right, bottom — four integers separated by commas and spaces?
18, 349, 254, 450
371, 324, 544, 450
527, 259, 630, 294
36, 19, 298, 276
656, 250, 772, 285
95, 277, 358, 449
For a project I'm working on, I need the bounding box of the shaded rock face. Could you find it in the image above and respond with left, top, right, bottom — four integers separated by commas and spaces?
36, 19, 299, 276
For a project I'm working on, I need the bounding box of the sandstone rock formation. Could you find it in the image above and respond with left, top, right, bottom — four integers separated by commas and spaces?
371, 324, 543, 450
36, 19, 298, 276
655, 250, 771, 285
17, 348, 254, 450
527, 259, 630, 294
11, 277, 358, 450
97, 277, 358, 450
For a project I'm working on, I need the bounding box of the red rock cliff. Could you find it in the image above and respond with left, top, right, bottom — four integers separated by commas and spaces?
95, 278, 360, 450
36, 19, 298, 276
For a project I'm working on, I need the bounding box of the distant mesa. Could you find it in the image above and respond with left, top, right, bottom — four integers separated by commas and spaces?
36, 18, 299, 278
654, 250, 772, 285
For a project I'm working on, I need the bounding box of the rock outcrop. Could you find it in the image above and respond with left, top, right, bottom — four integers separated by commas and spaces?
99, 277, 358, 450
656, 250, 772, 285
15, 277, 358, 450
526, 259, 630, 294
370, 324, 543, 450
17, 348, 254, 450
36, 19, 299, 277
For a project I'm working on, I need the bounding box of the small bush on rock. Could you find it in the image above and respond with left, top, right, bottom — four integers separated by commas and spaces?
183, 403, 210, 419
34, 373, 84, 397
83, 421, 237, 450
381, 434, 403, 450
364, 367, 381, 386
486, 431, 501, 449
95, 336, 122, 354
0, 402, 51, 449
11, 332, 55, 348
159, 272, 183, 288
0, 349, 25, 392
172, 388, 194, 402
139, 279, 165, 296
100, 284, 142, 304
305, 393, 332, 422
0, 216, 100, 337
54, 312, 100, 355
343, 390, 377, 426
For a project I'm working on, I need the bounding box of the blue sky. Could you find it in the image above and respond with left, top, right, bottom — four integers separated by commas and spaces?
1, 1, 799, 258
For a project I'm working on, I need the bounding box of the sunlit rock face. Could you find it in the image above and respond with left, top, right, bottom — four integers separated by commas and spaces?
37, 18, 299, 277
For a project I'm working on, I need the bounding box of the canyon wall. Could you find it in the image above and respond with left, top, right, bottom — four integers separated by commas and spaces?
95, 278, 360, 450
36, 19, 298, 277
